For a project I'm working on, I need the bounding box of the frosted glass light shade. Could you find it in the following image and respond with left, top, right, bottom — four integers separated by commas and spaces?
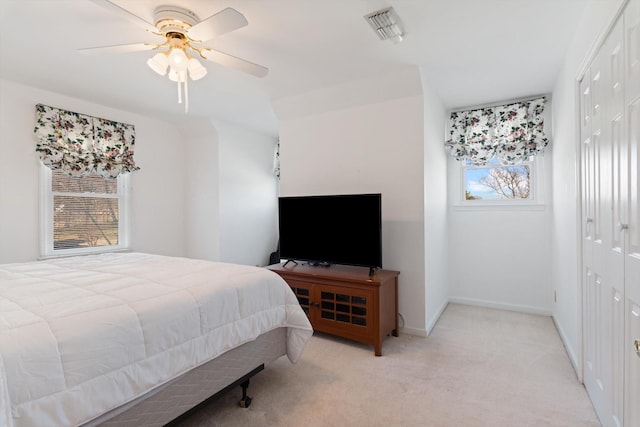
168, 69, 187, 82
147, 52, 168, 76
147, 43, 208, 113
187, 58, 207, 81
168, 48, 188, 72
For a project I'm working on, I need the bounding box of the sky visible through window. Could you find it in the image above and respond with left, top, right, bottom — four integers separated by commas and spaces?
466, 168, 503, 200
464, 157, 531, 201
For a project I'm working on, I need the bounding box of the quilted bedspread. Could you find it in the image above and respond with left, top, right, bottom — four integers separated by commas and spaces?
0, 252, 313, 427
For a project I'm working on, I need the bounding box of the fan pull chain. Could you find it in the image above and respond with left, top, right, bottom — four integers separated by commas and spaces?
175, 73, 189, 113
184, 77, 189, 113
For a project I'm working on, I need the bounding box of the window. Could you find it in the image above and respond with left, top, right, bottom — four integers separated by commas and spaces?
41, 166, 130, 257
444, 96, 549, 206
463, 156, 534, 201
34, 104, 138, 257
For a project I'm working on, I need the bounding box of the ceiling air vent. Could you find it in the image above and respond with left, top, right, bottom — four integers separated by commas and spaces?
364, 7, 404, 43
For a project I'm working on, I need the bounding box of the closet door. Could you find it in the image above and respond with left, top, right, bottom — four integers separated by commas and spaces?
605, 18, 627, 427
582, 16, 625, 427
581, 60, 600, 416
624, 0, 640, 425
583, 2, 639, 426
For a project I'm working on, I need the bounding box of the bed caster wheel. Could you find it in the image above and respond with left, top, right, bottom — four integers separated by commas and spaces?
239, 396, 252, 408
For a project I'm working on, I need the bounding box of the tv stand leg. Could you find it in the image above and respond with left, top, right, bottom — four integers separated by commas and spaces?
374, 341, 382, 356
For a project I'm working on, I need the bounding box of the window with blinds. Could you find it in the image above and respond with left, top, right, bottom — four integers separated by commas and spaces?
41, 166, 130, 257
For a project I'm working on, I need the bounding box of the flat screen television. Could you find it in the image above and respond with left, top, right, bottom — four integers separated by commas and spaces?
278, 193, 382, 269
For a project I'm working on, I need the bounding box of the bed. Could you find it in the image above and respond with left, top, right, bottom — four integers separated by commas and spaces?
0, 252, 313, 426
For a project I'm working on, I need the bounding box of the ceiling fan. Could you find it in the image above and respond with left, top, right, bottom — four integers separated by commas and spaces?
80, 0, 268, 111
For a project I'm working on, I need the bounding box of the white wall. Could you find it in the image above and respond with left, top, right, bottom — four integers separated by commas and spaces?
422, 73, 449, 333
181, 118, 220, 262
550, 0, 625, 372
0, 79, 186, 263
274, 67, 429, 335
446, 116, 553, 316
447, 203, 552, 314
0, 79, 284, 271
215, 119, 279, 266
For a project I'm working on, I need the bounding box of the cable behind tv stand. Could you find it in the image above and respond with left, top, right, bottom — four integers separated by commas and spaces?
282, 259, 298, 268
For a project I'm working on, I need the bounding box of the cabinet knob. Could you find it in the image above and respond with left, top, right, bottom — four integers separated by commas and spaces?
635, 340, 640, 358
618, 222, 629, 231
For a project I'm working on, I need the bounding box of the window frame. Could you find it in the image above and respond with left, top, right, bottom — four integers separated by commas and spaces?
40, 164, 131, 258
456, 155, 546, 208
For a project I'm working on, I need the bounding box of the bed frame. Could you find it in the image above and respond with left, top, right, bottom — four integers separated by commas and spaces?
83, 328, 287, 426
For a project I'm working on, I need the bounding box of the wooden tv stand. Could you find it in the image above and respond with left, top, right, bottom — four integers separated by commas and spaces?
267, 263, 399, 356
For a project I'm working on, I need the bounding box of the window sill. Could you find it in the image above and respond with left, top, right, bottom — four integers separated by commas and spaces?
452, 202, 547, 212
39, 247, 131, 260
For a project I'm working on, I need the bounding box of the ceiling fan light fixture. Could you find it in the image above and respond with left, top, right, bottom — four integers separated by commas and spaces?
147, 52, 169, 75
167, 69, 178, 82
187, 58, 208, 81
167, 47, 188, 71
82, 4, 268, 114
150, 45, 202, 113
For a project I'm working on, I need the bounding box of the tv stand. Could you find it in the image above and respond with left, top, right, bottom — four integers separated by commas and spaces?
267, 263, 399, 356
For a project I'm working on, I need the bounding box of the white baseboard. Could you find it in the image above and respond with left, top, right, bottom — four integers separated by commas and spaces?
400, 325, 427, 337
426, 300, 449, 336
401, 298, 554, 339
448, 296, 552, 316
399, 300, 448, 338
552, 315, 581, 381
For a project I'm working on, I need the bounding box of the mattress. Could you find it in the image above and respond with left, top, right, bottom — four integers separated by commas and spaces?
0, 252, 313, 427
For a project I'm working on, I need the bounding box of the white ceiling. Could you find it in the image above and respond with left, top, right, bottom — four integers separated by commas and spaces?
0, 0, 590, 136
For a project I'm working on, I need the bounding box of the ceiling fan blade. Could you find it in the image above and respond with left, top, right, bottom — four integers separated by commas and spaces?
187, 8, 248, 42
202, 49, 268, 77
78, 43, 154, 55
87, 0, 156, 33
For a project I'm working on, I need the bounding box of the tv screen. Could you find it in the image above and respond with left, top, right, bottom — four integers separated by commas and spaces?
278, 193, 382, 268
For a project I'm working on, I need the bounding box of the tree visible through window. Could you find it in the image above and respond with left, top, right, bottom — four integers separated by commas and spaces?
35, 104, 136, 257
444, 97, 548, 204
42, 168, 129, 256
464, 157, 532, 201
52, 170, 120, 249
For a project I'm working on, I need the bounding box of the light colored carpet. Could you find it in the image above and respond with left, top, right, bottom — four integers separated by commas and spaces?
174, 304, 600, 427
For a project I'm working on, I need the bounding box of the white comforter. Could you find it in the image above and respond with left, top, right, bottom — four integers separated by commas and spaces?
0, 252, 313, 427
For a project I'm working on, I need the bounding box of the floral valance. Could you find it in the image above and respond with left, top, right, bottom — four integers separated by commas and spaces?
34, 104, 139, 178
273, 140, 280, 179
445, 97, 549, 166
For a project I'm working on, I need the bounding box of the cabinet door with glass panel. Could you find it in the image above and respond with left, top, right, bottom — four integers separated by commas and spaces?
315, 285, 373, 336
287, 280, 374, 337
